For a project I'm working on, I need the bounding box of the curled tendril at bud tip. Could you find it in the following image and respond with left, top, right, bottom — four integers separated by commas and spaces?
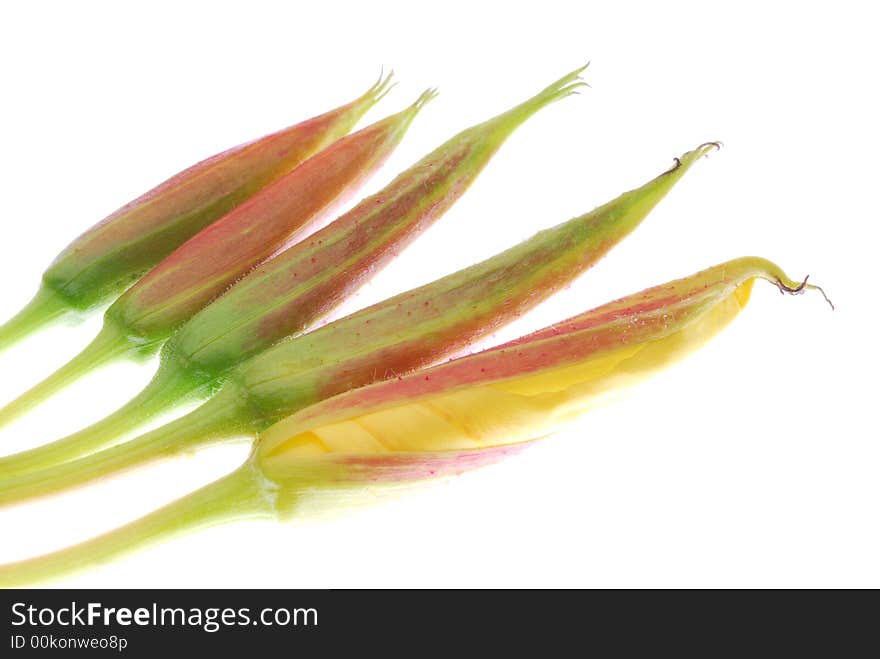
775, 275, 834, 310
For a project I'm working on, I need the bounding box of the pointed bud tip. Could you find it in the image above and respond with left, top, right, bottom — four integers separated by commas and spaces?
413, 87, 439, 110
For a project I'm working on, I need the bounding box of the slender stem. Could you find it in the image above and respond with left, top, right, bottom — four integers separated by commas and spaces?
0, 322, 136, 429
0, 362, 207, 478
0, 285, 72, 353
0, 463, 275, 587
0, 389, 251, 506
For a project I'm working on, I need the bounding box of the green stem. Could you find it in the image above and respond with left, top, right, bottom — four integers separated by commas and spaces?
0, 463, 274, 587
0, 389, 251, 507
0, 285, 72, 353
0, 322, 136, 429
0, 362, 206, 478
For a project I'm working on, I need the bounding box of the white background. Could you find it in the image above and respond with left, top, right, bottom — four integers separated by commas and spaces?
0, 1, 876, 588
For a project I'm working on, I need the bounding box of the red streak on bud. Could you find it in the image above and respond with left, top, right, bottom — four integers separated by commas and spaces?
333, 445, 527, 483
110, 113, 412, 338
